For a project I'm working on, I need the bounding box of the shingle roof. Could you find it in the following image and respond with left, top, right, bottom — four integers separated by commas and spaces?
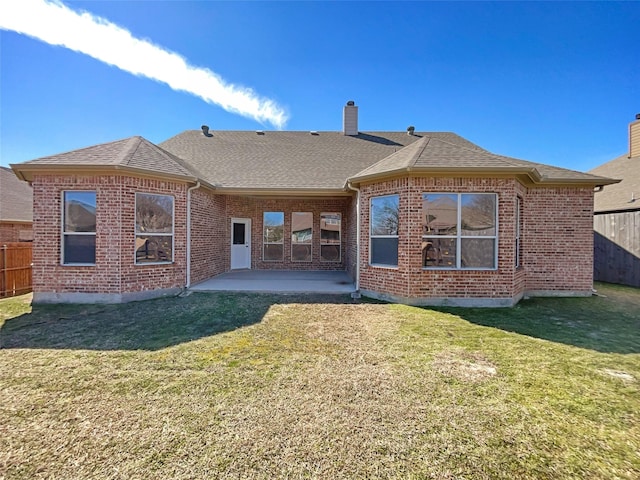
0, 167, 33, 222
12, 136, 203, 183
11, 130, 615, 192
350, 136, 616, 185
159, 131, 483, 191
589, 154, 638, 213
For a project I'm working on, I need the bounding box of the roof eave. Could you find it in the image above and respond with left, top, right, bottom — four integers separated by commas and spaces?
348, 166, 618, 187
348, 166, 540, 185
9, 163, 205, 186
214, 187, 352, 197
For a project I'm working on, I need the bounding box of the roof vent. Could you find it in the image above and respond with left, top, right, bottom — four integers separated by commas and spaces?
256, 130, 264, 135
407, 125, 415, 135
201, 125, 212, 137
310, 131, 319, 135
636, 113, 640, 120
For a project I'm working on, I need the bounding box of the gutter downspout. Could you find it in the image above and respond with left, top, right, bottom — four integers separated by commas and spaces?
346, 181, 361, 294
186, 181, 201, 288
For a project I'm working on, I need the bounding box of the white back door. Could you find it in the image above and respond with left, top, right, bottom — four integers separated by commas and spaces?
230, 218, 251, 269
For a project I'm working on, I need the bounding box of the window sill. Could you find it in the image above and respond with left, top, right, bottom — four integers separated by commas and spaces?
61, 263, 96, 267
369, 263, 399, 270
135, 261, 174, 266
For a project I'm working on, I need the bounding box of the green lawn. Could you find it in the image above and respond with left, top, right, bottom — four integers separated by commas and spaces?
1, 283, 638, 479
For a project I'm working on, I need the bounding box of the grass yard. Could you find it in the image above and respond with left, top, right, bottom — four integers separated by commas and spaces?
0, 282, 638, 479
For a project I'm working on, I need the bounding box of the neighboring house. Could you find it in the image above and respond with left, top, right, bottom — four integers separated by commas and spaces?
0, 166, 33, 242
11, 101, 617, 306
589, 115, 640, 287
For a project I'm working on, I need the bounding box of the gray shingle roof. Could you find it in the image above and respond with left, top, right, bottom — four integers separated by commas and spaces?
351, 136, 616, 185
11, 130, 615, 192
589, 154, 638, 213
159, 131, 483, 191
12, 136, 202, 182
0, 167, 33, 222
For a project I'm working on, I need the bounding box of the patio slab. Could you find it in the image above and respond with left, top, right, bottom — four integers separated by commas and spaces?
190, 270, 356, 294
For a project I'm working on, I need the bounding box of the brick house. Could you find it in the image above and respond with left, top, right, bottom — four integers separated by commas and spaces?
1, 166, 33, 242
11, 102, 616, 306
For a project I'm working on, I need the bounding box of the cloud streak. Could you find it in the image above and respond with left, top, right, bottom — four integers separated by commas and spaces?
0, 0, 288, 129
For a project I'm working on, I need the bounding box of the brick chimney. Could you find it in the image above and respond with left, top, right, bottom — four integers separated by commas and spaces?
630, 114, 640, 158
343, 100, 358, 136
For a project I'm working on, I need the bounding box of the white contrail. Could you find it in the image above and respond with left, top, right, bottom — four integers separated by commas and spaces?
0, 0, 289, 129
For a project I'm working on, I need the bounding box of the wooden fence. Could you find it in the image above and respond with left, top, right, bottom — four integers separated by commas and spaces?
594, 210, 640, 288
1, 243, 33, 298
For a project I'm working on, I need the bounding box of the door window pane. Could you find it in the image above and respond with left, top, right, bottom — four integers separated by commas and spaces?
233, 222, 246, 245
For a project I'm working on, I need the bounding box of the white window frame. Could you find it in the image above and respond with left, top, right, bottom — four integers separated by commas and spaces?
61, 190, 97, 266
135, 193, 175, 265
369, 194, 400, 268
422, 192, 498, 270
320, 212, 341, 263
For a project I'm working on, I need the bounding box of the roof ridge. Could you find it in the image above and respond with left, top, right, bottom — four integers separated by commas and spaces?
118, 136, 143, 166
407, 136, 431, 168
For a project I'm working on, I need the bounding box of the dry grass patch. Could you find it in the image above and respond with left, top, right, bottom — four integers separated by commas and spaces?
1, 284, 639, 479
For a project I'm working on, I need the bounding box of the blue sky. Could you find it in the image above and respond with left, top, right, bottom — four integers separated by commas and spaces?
1, 1, 638, 171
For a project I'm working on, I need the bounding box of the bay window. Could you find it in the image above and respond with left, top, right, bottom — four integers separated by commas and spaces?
135, 193, 174, 264
370, 195, 399, 267
422, 193, 497, 269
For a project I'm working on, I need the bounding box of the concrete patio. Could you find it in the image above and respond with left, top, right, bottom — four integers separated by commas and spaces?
189, 270, 356, 294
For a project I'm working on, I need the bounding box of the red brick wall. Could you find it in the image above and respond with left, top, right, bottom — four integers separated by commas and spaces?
358, 176, 594, 302
189, 188, 227, 285
31, 174, 187, 296
0, 222, 33, 243
522, 186, 594, 293
225, 196, 352, 271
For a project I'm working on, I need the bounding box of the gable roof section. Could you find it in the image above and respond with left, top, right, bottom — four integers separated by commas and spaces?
0, 166, 33, 222
350, 136, 617, 186
12, 136, 206, 184
589, 153, 638, 213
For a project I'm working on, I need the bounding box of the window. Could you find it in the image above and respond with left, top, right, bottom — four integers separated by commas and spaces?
62, 191, 96, 265
320, 213, 341, 262
135, 193, 174, 264
263, 212, 284, 261
291, 212, 312, 262
515, 196, 522, 268
370, 195, 399, 267
422, 193, 497, 269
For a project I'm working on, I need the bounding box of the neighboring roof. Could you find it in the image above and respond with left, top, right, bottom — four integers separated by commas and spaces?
0, 166, 33, 223
589, 153, 638, 213
11, 130, 616, 194
350, 136, 617, 186
12, 136, 207, 185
